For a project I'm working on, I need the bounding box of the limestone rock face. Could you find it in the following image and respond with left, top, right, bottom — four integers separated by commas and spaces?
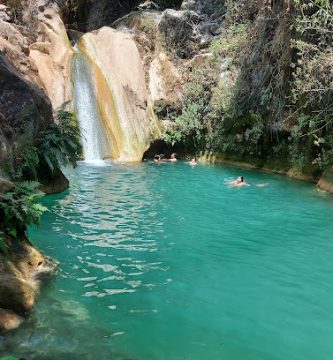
79, 27, 159, 161
149, 52, 182, 108
29, 2, 73, 110
0, 20, 29, 54
0, 1, 70, 191
0, 4, 12, 22
113, 11, 184, 120
0, 50, 53, 165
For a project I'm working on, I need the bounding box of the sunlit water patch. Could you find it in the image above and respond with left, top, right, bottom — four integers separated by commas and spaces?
2, 162, 333, 360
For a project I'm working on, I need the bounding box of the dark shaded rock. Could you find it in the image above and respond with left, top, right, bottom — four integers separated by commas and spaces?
67, 0, 183, 31
67, 29, 84, 44
0, 53, 53, 165
0, 176, 14, 194
39, 169, 69, 195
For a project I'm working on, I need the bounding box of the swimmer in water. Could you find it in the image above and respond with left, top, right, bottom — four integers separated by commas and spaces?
153, 154, 160, 162
229, 176, 268, 188
229, 176, 249, 187
188, 157, 198, 165
159, 154, 168, 162
169, 153, 178, 162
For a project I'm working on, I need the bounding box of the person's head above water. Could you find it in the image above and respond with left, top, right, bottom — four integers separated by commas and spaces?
237, 176, 244, 183
169, 153, 178, 162
154, 154, 160, 161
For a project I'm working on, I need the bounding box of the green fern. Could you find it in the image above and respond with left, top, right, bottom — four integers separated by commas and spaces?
36, 106, 83, 174
0, 181, 48, 238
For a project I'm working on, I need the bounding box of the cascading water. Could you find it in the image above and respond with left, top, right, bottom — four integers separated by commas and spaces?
72, 48, 110, 162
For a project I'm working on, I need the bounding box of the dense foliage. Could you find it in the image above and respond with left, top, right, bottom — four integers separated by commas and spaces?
0, 181, 47, 240
0, 105, 82, 247
163, 0, 333, 175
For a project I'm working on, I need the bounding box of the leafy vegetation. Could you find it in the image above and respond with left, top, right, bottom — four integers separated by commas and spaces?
0, 104, 82, 250
289, 0, 333, 170
36, 106, 83, 174
162, 0, 333, 174
0, 181, 47, 239
10, 105, 82, 181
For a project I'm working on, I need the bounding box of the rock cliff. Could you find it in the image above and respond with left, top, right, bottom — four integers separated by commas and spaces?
79, 27, 159, 161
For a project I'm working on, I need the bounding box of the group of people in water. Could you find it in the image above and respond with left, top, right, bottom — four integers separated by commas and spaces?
152, 154, 268, 187
153, 153, 197, 165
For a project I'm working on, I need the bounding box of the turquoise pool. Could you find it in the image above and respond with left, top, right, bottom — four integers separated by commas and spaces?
1, 162, 333, 360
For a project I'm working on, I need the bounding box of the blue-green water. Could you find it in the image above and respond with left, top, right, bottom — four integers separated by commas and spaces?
2, 162, 333, 360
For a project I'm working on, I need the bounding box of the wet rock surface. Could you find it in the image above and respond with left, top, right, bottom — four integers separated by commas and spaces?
0, 241, 57, 332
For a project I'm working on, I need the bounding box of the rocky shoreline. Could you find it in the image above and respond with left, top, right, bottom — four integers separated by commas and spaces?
0, 238, 57, 332
0, 177, 58, 332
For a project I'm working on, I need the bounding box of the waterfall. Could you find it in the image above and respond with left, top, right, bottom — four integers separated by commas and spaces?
72, 49, 110, 162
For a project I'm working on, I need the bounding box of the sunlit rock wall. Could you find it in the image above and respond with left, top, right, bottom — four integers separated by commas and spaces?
79, 27, 159, 162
